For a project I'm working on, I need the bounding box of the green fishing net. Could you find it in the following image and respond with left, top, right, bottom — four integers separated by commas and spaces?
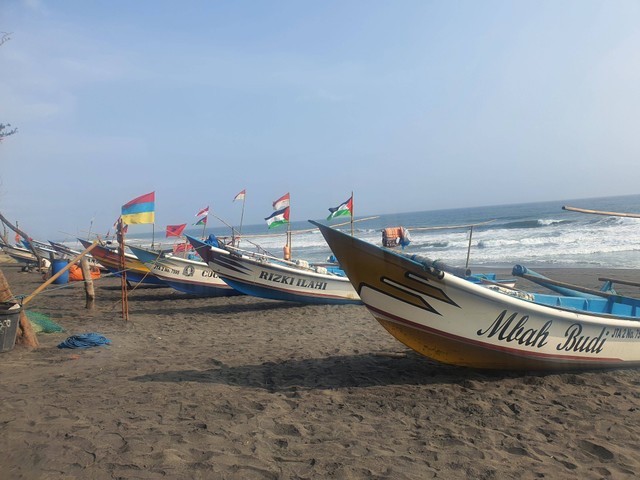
25, 310, 65, 333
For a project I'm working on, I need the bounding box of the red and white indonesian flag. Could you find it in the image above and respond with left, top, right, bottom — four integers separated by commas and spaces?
233, 189, 246, 202
272, 192, 290, 211
195, 206, 209, 217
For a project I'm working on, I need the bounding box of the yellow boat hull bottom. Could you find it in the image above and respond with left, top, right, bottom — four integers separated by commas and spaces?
376, 318, 610, 371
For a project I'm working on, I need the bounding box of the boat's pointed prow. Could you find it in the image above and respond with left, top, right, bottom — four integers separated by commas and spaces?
184, 234, 211, 263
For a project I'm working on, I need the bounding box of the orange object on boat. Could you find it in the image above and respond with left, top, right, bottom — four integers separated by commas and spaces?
382, 227, 411, 248
68, 264, 101, 281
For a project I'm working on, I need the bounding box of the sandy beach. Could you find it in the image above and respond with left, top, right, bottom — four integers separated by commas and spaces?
1, 260, 640, 479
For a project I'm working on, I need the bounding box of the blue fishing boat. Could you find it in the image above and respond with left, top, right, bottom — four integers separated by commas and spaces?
186, 234, 361, 305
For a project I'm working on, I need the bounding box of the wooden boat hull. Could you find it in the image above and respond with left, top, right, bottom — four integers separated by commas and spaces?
2, 245, 38, 265
78, 239, 165, 286
129, 246, 242, 297
187, 236, 361, 305
49, 241, 106, 271
312, 221, 640, 370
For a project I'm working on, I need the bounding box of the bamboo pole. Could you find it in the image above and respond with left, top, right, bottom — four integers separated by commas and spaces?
598, 277, 640, 288
407, 219, 496, 231
465, 226, 474, 269
517, 272, 617, 299
117, 219, 129, 321
22, 242, 98, 306
80, 257, 95, 309
351, 191, 354, 236
562, 206, 640, 219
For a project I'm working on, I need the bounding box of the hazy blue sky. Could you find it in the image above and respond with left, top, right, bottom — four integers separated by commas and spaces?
2, 0, 640, 240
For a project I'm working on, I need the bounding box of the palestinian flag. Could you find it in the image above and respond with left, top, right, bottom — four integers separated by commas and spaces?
327, 196, 353, 220
194, 216, 208, 226
265, 206, 290, 229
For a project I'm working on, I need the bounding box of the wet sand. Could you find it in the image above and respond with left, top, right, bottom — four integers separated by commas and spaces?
1, 261, 640, 479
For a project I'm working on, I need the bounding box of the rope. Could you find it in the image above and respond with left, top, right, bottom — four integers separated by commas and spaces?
57, 333, 111, 349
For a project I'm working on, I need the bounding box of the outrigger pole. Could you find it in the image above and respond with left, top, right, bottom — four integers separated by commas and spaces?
563, 205, 640, 219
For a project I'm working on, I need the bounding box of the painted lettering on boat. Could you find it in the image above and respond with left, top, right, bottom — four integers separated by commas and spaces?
611, 327, 640, 339
477, 311, 610, 354
476, 310, 551, 348
153, 264, 180, 276
295, 278, 328, 290
556, 324, 607, 354
258, 271, 327, 290
201, 269, 217, 278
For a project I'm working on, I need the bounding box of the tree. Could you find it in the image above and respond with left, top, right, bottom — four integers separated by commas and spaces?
0, 123, 17, 142
1, 33, 17, 142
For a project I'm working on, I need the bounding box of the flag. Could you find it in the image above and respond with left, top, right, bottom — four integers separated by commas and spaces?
194, 216, 208, 226
327, 196, 353, 220
265, 206, 290, 229
195, 206, 209, 217
166, 223, 187, 237
121, 191, 155, 224
272, 192, 290, 210
233, 189, 246, 202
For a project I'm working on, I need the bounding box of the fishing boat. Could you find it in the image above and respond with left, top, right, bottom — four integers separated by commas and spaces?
78, 238, 166, 286
128, 245, 242, 297
186, 235, 361, 305
312, 220, 640, 370
1, 243, 39, 267
49, 241, 107, 271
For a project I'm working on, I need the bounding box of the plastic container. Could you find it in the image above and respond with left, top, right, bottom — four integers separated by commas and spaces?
51, 259, 70, 284
0, 302, 22, 353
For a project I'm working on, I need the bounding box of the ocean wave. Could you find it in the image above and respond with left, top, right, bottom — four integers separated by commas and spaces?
500, 219, 573, 229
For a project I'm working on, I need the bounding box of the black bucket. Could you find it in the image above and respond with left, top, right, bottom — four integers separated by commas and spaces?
0, 302, 22, 353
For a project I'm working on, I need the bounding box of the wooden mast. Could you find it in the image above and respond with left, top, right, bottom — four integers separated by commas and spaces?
117, 218, 129, 320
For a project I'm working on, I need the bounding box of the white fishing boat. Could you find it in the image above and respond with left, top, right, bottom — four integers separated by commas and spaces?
128, 245, 241, 297
313, 220, 640, 370
186, 235, 361, 305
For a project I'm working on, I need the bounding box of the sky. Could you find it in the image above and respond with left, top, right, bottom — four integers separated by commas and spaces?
2, 0, 640, 240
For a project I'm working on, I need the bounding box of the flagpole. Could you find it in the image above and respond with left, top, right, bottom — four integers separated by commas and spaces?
239, 195, 246, 239
152, 223, 155, 249
351, 191, 354, 236
117, 218, 129, 321
201, 217, 206, 239
289, 196, 292, 258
